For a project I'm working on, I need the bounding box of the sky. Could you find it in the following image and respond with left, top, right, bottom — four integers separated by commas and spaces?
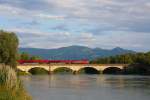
0, 0, 150, 52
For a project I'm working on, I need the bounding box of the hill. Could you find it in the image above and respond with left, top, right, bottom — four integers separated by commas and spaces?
19, 45, 135, 60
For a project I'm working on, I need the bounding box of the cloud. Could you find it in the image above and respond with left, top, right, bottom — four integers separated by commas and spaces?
0, 0, 150, 51
5, 27, 150, 52
36, 13, 65, 20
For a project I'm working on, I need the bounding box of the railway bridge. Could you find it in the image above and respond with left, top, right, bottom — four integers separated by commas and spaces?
17, 60, 128, 74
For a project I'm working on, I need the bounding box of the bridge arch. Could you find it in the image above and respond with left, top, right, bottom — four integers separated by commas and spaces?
17, 65, 49, 73
28, 67, 49, 75
78, 67, 100, 74
103, 67, 122, 74
53, 67, 74, 74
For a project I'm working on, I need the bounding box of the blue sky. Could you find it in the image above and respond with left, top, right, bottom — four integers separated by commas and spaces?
0, 0, 150, 52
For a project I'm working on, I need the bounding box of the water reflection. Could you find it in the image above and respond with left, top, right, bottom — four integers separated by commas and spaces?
21, 75, 150, 100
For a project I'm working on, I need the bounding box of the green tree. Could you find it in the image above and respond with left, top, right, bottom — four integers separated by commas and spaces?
19, 52, 42, 60
0, 30, 19, 68
30, 56, 41, 60
20, 52, 30, 60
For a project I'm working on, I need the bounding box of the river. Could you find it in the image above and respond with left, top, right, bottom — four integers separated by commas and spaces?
21, 75, 150, 100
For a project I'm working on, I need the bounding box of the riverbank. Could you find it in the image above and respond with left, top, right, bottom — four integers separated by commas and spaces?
0, 64, 31, 100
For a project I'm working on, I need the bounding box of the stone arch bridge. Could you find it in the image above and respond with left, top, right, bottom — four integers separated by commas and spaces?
17, 64, 128, 74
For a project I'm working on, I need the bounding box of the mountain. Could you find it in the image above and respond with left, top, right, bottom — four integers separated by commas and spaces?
19, 45, 135, 60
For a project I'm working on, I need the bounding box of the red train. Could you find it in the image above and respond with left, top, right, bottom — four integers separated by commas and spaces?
18, 60, 89, 64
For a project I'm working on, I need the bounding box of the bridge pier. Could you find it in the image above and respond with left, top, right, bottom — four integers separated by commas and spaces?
73, 71, 78, 75
49, 71, 53, 75
99, 70, 103, 74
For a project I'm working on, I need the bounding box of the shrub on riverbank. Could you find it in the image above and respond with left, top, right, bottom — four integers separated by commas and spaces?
53, 67, 73, 74
29, 67, 49, 75
17, 69, 30, 76
0, 64, 31, 100
123, 64, 150, 75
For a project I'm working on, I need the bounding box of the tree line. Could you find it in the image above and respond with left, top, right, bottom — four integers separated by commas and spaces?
19, 52, 42, 60
91, 52, 150, 75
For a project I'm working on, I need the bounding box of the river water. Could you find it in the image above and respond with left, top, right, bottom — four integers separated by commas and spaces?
21, 75, 150, 100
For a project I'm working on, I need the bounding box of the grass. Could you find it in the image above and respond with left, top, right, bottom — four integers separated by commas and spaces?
17, 69, 30, 76
0, 64, 32, 100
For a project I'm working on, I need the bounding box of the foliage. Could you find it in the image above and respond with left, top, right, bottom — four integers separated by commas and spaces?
0, 64, 18, 89
30, 55, 42, 60
29, 67, 49, 75
19, 52, 30, 60
0, 30, 31, 99
0, 30, 19, 68
0, 86, 31, 100
53, 67, 73, 74
91, 52, 150, 65
19, 52, 42, 60
17, 69, 30, 76
0, 64, 31, 100
91, 52, 150, 75
90, 53, 134, 64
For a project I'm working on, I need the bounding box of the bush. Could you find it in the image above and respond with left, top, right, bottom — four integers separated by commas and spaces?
53, 67, 73, 74
0, 64, 31, 100
29, 67, 49, 75
0, 64, 18, 89
123, 64, 150, 75
17, 69, 30, 76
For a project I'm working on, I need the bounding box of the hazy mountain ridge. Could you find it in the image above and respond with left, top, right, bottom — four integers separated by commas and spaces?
19, 45, 135, 60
